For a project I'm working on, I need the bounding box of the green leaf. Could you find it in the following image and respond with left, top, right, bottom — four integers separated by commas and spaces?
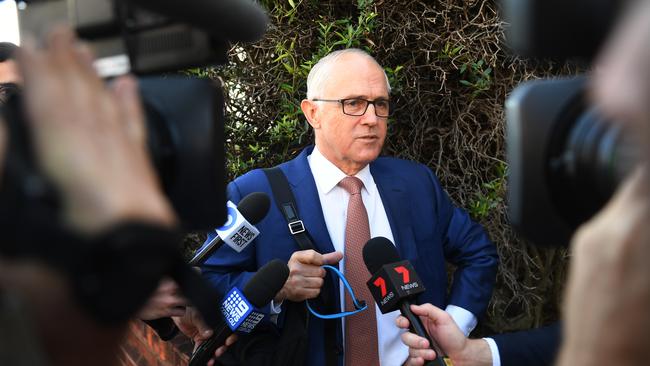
280, 83, 294, 93
282, 62, 294, 74
273, 53, 290, 63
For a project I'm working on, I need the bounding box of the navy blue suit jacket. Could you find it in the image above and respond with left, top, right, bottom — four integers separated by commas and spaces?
202, 146, 498, 366
492, 322, 561, 366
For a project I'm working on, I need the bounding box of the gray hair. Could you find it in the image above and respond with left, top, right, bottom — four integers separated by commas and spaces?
306, 48, 391, 99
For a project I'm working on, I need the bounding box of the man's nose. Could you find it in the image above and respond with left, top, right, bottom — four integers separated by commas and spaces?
361, 103, 380, 125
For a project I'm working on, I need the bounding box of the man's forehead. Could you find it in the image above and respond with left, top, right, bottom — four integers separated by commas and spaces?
324, 57, 388, 96
328, 53, 380, 74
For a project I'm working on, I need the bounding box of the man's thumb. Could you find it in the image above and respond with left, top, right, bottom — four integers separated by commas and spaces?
322, 251, 344, 264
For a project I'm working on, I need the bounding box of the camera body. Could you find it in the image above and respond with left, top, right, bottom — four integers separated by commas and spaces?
503, 0, 639, 245
0, 0, 269, 252
506, 77, 638, 245
503, 0, 624, 61
17, 0, 231, 77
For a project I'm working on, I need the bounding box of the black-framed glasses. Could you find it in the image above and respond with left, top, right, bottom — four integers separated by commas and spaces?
312, 97, 392, 117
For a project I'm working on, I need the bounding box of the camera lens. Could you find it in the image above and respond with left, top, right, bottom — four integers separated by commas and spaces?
507, 76, 640, 246
547, 103, 639, 228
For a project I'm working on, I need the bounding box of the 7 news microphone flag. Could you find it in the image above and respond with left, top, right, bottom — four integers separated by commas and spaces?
363, 236, 455, 366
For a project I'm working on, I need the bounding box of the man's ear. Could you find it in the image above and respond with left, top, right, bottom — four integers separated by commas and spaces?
301, 99, 320, 129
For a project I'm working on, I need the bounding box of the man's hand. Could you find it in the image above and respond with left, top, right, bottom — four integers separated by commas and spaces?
396, 304, 492, 366
274, 250, 343, 302
557, 1, 650, 365
557, 169, 650, 366
173, 308, 237, 366
211, 334, 238, 366
172, 306, 212, 350
137, 278, 188, 320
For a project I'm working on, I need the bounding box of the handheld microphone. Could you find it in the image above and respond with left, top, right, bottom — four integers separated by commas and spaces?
188, 259, 289, 366
146, 192, 269, 336
189, 192, 270, 266
363, 237, 454, 366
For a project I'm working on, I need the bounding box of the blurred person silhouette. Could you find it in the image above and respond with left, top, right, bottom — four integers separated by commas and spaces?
0, 26, 175, 366
0, 26, 234, 366
396, 0, 650, 365
1, 39, 225, 360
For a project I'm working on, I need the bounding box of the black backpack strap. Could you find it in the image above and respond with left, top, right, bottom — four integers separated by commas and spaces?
263, 167, 316, 251
262, 167, 341, 366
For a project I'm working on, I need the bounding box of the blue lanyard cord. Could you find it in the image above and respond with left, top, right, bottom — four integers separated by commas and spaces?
306, 265, 368, 320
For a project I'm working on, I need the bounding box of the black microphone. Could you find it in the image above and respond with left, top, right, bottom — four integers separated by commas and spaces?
188, 259, 290, 366
130, 0, 269, 42
363, 237, 454, 366
189, 192, 270, 266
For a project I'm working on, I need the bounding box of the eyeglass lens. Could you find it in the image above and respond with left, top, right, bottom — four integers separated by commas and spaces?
342, 98, 390, 117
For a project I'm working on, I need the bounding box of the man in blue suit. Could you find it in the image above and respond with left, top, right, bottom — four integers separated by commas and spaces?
201, 48, 498, 366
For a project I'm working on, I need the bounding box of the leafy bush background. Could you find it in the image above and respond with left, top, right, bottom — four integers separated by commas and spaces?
193, 0, 581, 335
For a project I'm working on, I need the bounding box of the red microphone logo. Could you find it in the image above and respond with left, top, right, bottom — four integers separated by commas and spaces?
394, 266, 410, 283
373, 277, 387, 297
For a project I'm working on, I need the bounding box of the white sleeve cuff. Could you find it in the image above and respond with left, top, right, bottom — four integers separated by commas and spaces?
444, 304, 477, 336
483, 337, 501, 366
270, 299, 283, 315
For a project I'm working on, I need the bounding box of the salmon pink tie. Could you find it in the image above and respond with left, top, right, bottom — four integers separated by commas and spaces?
338, 176, 379, 366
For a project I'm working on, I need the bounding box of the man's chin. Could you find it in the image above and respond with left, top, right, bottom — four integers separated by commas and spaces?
355, 148, 382, 165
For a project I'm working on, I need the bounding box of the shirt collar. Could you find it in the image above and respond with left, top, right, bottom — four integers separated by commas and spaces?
308, 145, 374, 195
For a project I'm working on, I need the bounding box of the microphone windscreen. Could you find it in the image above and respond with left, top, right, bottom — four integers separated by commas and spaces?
237, 192, 270, 225
363, 236, 401, 274
130, 0, 269, 42
242, 259, 289, 307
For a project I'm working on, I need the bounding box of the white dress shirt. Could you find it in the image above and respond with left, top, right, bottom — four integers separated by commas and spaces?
484, 337, 501, 366
307, 146, 477, 365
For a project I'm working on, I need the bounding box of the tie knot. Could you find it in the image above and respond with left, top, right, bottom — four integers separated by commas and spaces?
339, 176, 364, 195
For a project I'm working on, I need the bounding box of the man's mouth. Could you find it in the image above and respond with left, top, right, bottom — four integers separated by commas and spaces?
358, 135, 378, 141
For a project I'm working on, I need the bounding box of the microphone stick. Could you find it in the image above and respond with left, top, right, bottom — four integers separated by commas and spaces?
399, 301, 446, 361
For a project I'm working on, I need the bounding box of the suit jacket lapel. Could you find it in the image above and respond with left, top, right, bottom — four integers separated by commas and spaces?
371, 160, 417, 260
